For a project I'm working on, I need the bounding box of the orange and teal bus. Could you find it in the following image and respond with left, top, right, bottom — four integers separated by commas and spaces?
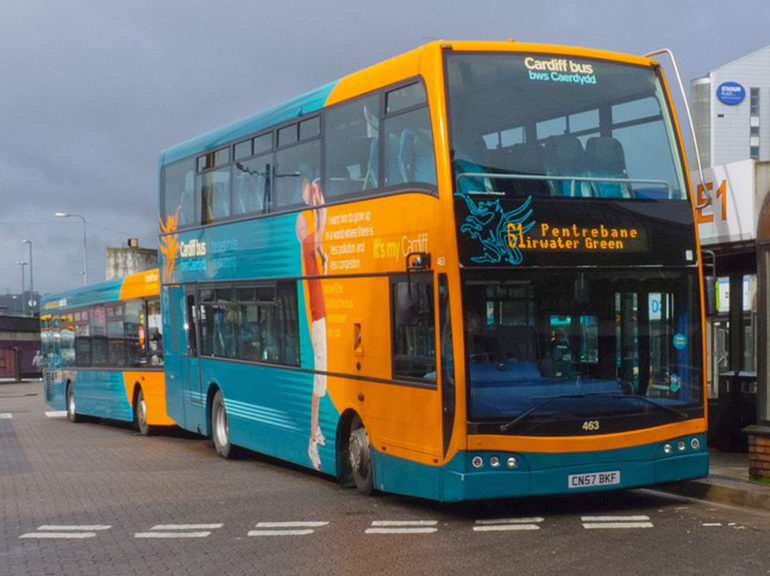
158, 41, 707, 501
41, 269, 174, 435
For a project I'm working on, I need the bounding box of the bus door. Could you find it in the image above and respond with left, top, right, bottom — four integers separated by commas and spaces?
183, 288, 205, 430
373, 273, 444, 471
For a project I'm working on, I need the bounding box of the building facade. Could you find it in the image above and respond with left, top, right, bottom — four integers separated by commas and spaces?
691, 45, 770, 168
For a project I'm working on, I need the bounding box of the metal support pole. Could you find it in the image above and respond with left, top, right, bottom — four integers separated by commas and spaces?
16, 261, 28, 316
23, 240, 34, 315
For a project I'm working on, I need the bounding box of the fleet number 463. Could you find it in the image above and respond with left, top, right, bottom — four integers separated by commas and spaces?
582, 420, 600, 431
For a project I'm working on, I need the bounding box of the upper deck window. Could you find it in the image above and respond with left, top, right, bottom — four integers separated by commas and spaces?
386, 82, 427, 114
446, 53, 687, 201
325, 94, 380, 198
383, 82, 436, 188
162, 158, 196, 227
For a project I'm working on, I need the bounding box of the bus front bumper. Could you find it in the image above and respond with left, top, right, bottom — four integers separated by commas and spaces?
441, 435, 708, 502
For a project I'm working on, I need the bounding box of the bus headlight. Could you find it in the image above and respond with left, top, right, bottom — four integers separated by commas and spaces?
490, 456, 500, 468
472, 456, 484, 469
507, 456, 518, 469
677, 440, 687, 452
691, 437, 701, 450
663, 444, 673, 455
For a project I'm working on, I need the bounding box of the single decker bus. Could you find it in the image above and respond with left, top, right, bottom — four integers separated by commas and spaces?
41, 268, 173, 435
158, 40, 707, 501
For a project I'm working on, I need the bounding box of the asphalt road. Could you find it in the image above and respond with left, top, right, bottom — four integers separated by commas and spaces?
2, 380, 769, 576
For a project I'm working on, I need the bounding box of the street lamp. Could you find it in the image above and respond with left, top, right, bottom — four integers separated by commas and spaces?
16, 261, 28, 316
55, 212, 88, 285
22, 239, 35, 315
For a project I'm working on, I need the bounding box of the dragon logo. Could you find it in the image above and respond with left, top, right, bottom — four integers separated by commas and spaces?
455, 191, 535, 265
159, 207, 180, 284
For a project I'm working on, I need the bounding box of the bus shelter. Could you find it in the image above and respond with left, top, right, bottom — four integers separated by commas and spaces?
692, 160, 769, 451
749, 186, 770, 478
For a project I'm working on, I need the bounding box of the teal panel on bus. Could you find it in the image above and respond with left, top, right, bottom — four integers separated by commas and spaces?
164, 211, 304, 285
160, 81, 338, 166
198, 360, 340, 474
70, 370, 133, 423
41, 276, 124, 310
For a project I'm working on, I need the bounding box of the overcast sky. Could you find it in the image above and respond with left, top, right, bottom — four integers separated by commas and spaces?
1, 0, 768, 296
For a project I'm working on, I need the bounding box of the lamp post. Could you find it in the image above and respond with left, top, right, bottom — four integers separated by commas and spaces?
16, 261, 28, 316
22, 239, 35, 315
55, 212, 88, 285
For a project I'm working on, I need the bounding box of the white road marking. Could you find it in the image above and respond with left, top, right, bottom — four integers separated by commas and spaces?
583, 522, 654, 529
38, 525, 111, 531
20, 524, 112, 539
135, 532, 211, 538
581, 515, 650, 522
248, 529, 315, 536
45, 411, 67, 418
474, 517, 544, 532
135, 523, 222, 539
371, 520, 438, 527
151, 524, 223, 530
365, 527, 438, 534
0, 413, 12, 419
255, 521, 328, 528
473, 524, 540, 532
703, 523, 722, 527
366, 520, 438, 534
581, 515, 653, 530
475, 517, 544, 525
20, 532, 96, 539
248, 521, 328, 536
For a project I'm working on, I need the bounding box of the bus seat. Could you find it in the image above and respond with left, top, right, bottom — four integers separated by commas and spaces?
510, 143, 549, 197
362, 136, 378, 190
544, 135, 586, 196
398, 128, 435, 185
585, 137, 629, 198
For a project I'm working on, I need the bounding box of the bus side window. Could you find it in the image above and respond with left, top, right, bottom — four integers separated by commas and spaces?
147, 298, 163, 366
324, 94, 380, 198
391, 274, 436, 382
384, 83, 436, 189
185, 293, 198, 357
162, 158, 196, 227
274, 138, 321, 210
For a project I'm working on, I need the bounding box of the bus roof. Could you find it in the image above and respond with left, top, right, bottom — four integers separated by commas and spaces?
158, 41, 656, 168
41, 269, 160, 312
159, 80, 339, 167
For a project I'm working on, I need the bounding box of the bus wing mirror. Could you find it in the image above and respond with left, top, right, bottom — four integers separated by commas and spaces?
703, 275, 718, 317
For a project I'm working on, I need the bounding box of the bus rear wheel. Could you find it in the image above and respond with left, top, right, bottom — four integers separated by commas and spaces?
211, 390, 237, 459
66, 384, 81, 423
348, 416, 374, 495
134, 387, 155, 436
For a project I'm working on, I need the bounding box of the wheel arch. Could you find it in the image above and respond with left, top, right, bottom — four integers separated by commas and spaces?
336, 408, 363, 484
204, 382, 221, 438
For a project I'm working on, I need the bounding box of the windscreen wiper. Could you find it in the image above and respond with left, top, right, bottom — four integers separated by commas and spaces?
499, 393, 610, 432
612, 394, 690, 420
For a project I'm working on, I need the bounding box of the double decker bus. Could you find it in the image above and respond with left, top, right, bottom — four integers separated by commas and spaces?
41, 269, 173, 435
158, 41, 707, 501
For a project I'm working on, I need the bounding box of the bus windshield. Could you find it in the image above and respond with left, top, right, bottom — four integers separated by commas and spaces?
463, 269, 703, 434
446, 52, 687, 201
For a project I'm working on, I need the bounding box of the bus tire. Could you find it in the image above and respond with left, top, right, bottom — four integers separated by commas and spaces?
211, 390, 237, 459
66, 383, 81, 423
348, 415, 374, 495
134, 387, 155, 437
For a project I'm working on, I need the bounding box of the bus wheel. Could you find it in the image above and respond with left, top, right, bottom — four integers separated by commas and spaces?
134, 387, 155, 437
66, 384, 81, 423
348, 416, 374, 495
211, 390, 236, 459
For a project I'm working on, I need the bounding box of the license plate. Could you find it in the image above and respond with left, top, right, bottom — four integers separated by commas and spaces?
568, 471, 621, 489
